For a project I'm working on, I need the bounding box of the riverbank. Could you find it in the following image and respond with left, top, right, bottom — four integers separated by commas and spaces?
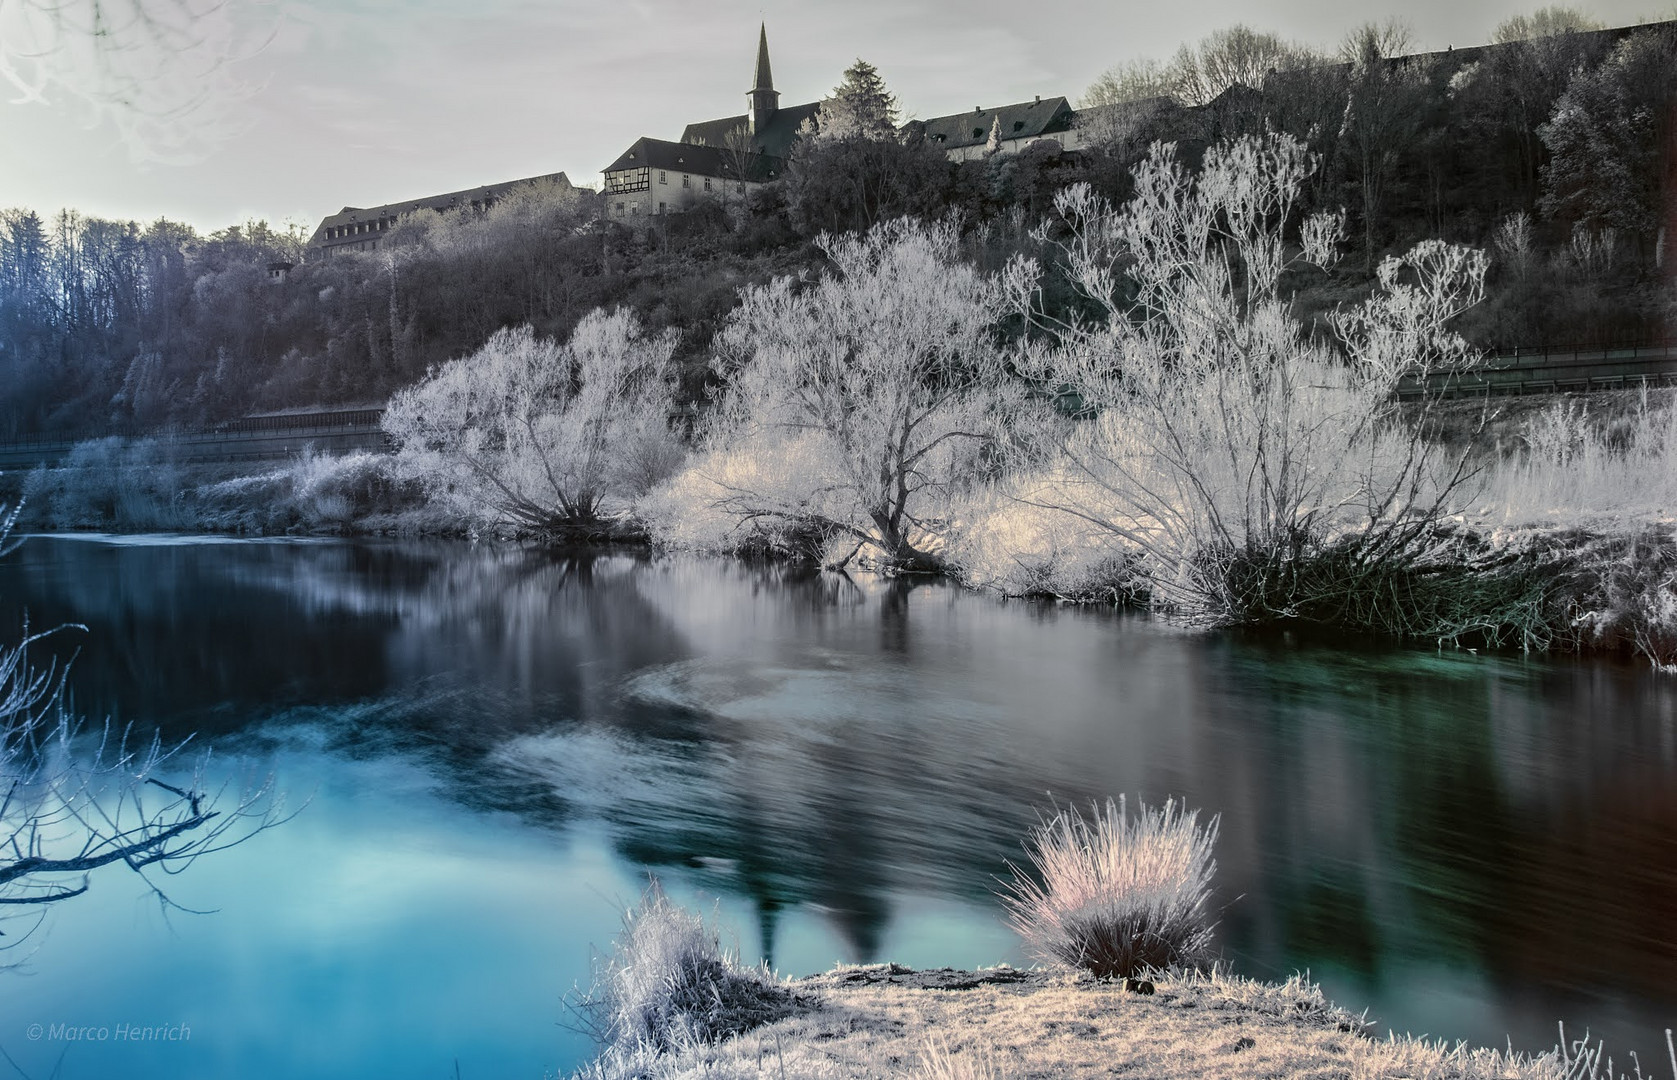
6, 386, 1675, 671
577, 964, 1566, 1080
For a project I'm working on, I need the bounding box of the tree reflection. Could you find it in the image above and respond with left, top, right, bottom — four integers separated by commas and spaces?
5, 538, 1677, 1053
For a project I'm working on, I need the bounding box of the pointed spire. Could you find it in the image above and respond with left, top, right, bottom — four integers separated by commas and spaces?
747, 23, 779, 137
753, 23, 774, 91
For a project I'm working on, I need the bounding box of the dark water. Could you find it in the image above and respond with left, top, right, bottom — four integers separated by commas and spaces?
0, 536, 1673, 1080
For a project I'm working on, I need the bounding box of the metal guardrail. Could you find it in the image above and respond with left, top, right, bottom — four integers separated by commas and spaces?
0, 409, 392, 468
1396, 342, 1677, 399
0, 408, 389, 449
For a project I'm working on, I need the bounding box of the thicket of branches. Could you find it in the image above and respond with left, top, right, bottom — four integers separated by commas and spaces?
644, 218, 1024, 570
383, 310, 684, 539
0, 507, 286, 938
3, 11, 1671, 443
994, 134, 1504, 630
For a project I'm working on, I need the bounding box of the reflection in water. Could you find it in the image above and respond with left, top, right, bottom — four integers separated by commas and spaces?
0, 537, 1674, 1078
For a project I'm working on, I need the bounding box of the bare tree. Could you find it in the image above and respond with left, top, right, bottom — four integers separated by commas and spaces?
1339, 21, 1433, 271
0, 508, 286, 939
384, 311, 685, 539
1081, 57, 1176, 108
1168, 24, 1312, 106
1003, 134, 1490, 629
671, 218, 1022, 571
717, 125, 760, 210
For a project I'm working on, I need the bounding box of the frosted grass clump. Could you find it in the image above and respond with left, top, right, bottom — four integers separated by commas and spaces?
568, 880, 793, 1056
1002, 797, 1219, 980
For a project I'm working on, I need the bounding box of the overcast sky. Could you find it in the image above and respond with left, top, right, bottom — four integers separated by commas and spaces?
0, 0, 1663, 233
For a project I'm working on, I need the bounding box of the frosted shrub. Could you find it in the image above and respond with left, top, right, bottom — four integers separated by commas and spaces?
1003, 797, 1219, 980
1003, 134, 1489, 627
948, 476, 1142, 601
384, 310, 684, 539
568, 880, 793, 1056
23, 437, 191, 530
652, 217, 1025, 570
1478, 393, 1677, 526
639, 433, 844, 559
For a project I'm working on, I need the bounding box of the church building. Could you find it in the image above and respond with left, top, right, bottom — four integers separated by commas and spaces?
601, 26, 819, 220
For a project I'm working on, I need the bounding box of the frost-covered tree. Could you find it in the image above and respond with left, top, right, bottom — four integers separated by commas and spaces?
654, 218, 1020, 570
383, 311, 684, 539
1001, 133, 1489, 628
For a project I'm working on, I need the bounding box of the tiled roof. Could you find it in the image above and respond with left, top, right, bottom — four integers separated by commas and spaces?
916, 97, 1076, 151
308, 171, 571, 246
681, 101, 821, 161
602, 136, 784, 183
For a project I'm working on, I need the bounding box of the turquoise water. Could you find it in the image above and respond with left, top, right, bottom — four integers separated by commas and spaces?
0, 536, 1672, 1078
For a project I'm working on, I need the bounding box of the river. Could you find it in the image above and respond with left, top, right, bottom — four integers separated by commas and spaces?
0, 536, 1671, 1079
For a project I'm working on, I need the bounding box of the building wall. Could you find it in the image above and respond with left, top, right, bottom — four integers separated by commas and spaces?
940, 132, 1075, 162
604, 172, 757, 221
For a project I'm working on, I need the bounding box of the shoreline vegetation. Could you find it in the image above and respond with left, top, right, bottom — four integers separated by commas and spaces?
11, 135, 1675, 672
561, 800, 1650, 1080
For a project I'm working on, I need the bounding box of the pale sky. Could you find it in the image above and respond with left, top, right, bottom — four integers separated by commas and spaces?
0, 0, 1664, 234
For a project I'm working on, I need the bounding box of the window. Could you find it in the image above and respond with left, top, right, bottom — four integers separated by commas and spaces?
606, 168, 649, 193
658, 202, 666, 213
659, 171, 668, 184
616, 201, 625, 212
1013, 121, 1025, 132
682, 174, 690, 188
703, 177, 712, 191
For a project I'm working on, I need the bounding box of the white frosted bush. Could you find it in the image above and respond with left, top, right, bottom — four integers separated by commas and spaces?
1002, 797, 1219, 980
384, 310, 684, 538
1005, 133, 1488, 624
663, 217, 1024, 570
568, 880, 793, 1056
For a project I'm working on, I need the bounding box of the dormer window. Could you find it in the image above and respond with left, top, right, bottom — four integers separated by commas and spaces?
1013, 121, 1025, 132
973, 127, 984, 139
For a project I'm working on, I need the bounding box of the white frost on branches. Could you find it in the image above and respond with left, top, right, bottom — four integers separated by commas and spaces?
0, 0, 268, 161
384, 312, 684, 537
648, 217, 1023, 570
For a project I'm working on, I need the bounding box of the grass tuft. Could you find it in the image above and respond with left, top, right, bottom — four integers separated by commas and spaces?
1001, 796, 1219, 980
566, 879, 795, 1059
917, 1036, 1001, 1080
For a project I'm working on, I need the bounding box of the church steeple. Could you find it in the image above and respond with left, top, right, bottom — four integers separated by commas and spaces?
747, 23, 779, 137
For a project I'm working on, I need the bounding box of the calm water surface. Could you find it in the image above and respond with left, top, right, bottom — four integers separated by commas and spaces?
0, 536, 1673, 1079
